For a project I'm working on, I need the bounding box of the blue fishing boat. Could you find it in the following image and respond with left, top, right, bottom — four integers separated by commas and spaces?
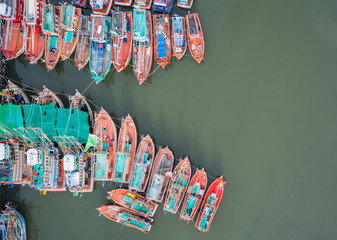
152, 0, 174, 13
89, 15, 112, 84
0, 204, 26, 240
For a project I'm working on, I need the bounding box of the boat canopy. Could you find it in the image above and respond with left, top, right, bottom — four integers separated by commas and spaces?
173, 17, 183, 35
90, 0, 106, 9
0, 143, 11, 161
64, 154, 76, 172
61, 5, 75, 30
26, 148, 42, 165
132, 9, 148, 42
188, 15, 199, 37
91, 15, 109, 42
78, 15, 90, 35
43, 5, 55, 33
112, 12, 127, 37
25, 0, 37, 23
0, 103, 24, 138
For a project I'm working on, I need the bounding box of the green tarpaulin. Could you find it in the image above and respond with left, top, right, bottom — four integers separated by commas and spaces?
0, 103, 24, 138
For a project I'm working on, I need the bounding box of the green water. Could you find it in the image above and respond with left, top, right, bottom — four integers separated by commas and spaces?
3, 0, 337, 239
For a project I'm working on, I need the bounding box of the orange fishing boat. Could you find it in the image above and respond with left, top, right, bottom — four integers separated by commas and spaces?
113, 115, 137, 183
0, 0, 25, 60
195, 176, 226, 232
186, 13, 204, 64
90, 0, 113, 15
59, 4, 81, 60
146, 147, 174, 202
111, 11, 132, 72
153, 14, 170, 68
180, 168, 207, 222
0, 80, 30, 104
171, 15, 186, 60
133, 0, 152, 9
23, 0, 44, 63
69, 89, 94, 127
97, 205, 153, 233
129, 135, 154, 192
177, 0, 193, 8
92, 108, 117, 181
74, 15, 91, 70
132, 9, 153, 84
163, 157, 191, 214
114, 0, 132, 6
34, 86, 64, 108
107, 188, 158, 217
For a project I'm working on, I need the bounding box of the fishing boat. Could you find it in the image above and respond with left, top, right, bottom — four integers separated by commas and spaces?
177, 0, 193, 8
153, 14, 170, 68
73, 0, 87, 7
186, 13, 204, 64
74, 15, 91, 70
132, 8, 152, 84
34, 86, 64, 108
89, 15, 112, 83
23, 0, 44, 64
129, 135, 154, 192
92, 108, 117, 181
171, 15, 186, 60
195, 176, 226, 232
152, 0, 174, 13
59, 4, 81, 60
113, 115, 137, 183
111, 11, 132, 72
0, 80, 30, 104
90, 0, 113, 15
163, 157, 191, 214
114, 0, 132, 6
107, 188, 158, 217
146, 147, 173, 202
180, 168, 207, 222
69, 89, 94, 127
0, 0, 25, 60
133, 0, 152, 9
97, 205, 153, 233
41, 3, 61, 70
0, 204, 26, 240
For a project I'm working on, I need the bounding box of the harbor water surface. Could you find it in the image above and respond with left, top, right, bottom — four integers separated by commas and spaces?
3, 0, 337, 239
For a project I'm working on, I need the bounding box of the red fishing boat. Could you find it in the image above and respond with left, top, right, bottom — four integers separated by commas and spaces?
73, 0, 87, 7
163, 157, 191, 214
0, 0, 25, 60
133, 0, 152, 9
111, 11, 132, 72
59, 4, 81, 60
195, 176, 226, 232
177, 0, 193, 9
74, 15, 91, 70
97, 205, 153, 233
114, 0, 132, 6
107, 188, 158, 217
171, 15, 186, 60
180, 168, 207, 222
153, 14, 170, 68
23, 0, 44, 63
113, 115, 137, 183
92, 108, 117, 181
186, 13, 204, 64
90, 0, 113, 15
129, 135, 154, 192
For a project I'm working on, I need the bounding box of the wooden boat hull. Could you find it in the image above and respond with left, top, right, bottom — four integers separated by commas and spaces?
0, 205, 26, 240
153, 14, 171, 68
24, 24, 44, 63
35, 87, 64, 108
108, 188, 158, 217
1, 20, 25, 60
171, 16, 187, 60
1, 80, 30, 104
113, 115, 137, 183
69, 90, 94, 127
146, 147, 174, 202
129, 135, 154, 192
134, 0, 152, 9
90, 0, 113, 15
75, 16, 91, 70
152, 0, 174, 13
177, 0, 193, 8
44, 34, 60, 70
186, 13, 204, 64
180, 168, 207, 222
114, 0, 132, 6
163, 157, 191, 214
195, 177, 226, 232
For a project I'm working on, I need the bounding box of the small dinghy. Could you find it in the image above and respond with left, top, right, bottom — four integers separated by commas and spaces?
113, 115, 137, 183
171, 15, 186, 60
152, 0, 174, 13
34, 86, 64, 108
177, 0, 193, 9
133, 0, 152, 9
146, 147, 174, 202
107, 188, 158, 217
23, 0, 44, 63
163, 157, 191, 214
180, 168, 207, 222
74, 15, 91, 70
186, 13, 204, 64
98, 205, 153, 233
90, 0, 113, 15
153, 14, 170, 68
69, 89, 94, 127
114, 0, 132, 6
195, 176, 226, 232
129, 135, 154, 192
59, 4, 81, 60
89, 15, 112, 83
0, 80, 30, 104
111, 11, 132, 72
132, 8, 153, 84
